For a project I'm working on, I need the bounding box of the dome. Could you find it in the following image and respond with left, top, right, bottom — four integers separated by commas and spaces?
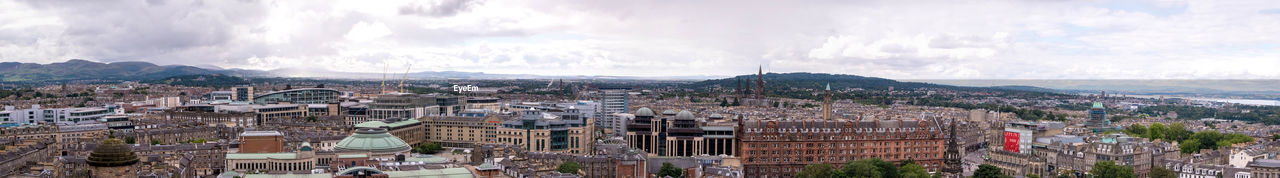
709, 113, 724, 119
662, 110, 677, 115
300, 142, 313, 151
334, 128, 412, 154
676, 110, 696, 120
635, 108, 656, 117
87, 138, 139, 167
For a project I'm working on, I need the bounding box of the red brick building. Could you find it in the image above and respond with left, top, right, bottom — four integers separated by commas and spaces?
239, 131, 284, 153
738, 118, 947, 177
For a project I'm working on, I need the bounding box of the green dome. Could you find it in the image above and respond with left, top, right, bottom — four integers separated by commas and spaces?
635, 108, 656, 117
334, 128, 411, 154
87, 138, 139, 167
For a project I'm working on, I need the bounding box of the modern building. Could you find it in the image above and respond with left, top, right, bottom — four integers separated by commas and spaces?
600, 87, 630, 136
233, 86, 255, 102
625, 108, 737, 157
738, 118, 946, 177
369, 93, 436, 121
496, 109, 595, 154
252, 88, 341, 104
0, 105, 112, 125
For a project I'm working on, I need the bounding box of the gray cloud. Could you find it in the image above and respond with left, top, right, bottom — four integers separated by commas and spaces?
2, 0, 1280, 79
398, 0, 484, 17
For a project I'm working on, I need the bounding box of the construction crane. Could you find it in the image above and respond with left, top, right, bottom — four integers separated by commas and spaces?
398, 64, 412, 93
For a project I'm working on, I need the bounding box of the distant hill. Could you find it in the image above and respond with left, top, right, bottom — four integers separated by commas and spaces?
691, 72, 954, 90
0, 59, 217, 82
144, 74, 249, 87
690, 72, 1064, 94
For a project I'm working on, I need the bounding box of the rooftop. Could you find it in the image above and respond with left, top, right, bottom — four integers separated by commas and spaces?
226, 153, 298, 160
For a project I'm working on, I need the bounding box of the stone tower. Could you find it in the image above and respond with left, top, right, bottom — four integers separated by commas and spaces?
942, 118, 963, 177
87, 138, 139, 178
822, 83, 832, 120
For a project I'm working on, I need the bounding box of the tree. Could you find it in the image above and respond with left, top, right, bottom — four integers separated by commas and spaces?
731, 98, 740, 106
1148, 123, 1168, 140
1168, 123, 1191, 142
658, 162, 683, 178
151, 139, 161, 145
1089, 161, 1136, 178
1026, 174, 1040, 178
796, 164, 837, 178
974, 164, 1008, 178
125, 136, 136, 144
1123, 124, 1147, 137
306, 116, 317, 122
843, 160, 883, 178
720, 99, 729, 107
557, 160, 581, 174
1151, 167, 1177, 178
1180, 139, 1201, 154
413, 143, 444, 154
871, 159, 900, 178
899, 163, 931, 178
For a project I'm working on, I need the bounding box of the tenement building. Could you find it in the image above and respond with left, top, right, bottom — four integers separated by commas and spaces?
738, 118, 946, 177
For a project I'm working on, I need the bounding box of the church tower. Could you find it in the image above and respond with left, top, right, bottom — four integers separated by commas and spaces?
822, 83, 832, 120
755, 66, 764, 99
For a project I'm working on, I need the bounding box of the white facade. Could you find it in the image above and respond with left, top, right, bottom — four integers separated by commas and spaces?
599, 88, 629, 136
0, 105, 112, 125
1231, 149, 1265, 168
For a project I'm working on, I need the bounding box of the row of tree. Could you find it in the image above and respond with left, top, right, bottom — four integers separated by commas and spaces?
793, 158, 937, 178
1122, 123, 1255, 154
792, 159, 1152, 178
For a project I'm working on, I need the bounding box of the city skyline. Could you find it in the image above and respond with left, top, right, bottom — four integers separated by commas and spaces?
4, 0, 1280, 79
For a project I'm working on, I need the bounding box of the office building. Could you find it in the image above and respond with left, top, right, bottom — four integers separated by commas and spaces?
232, 86, 254, 102
625, 108, 738, 157
600, 87, 630, 136
369, 93, 436, 121
496, 109, 595, 154
252, 88, 341, 104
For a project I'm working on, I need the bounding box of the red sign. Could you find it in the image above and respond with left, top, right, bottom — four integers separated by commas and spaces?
1004, 131, 1020, 153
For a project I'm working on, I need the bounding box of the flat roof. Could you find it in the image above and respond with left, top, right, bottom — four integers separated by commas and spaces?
241, 131, 283, 137
337, 154, 368, 159
226, 153, 298, 160
355, 119, 421, 129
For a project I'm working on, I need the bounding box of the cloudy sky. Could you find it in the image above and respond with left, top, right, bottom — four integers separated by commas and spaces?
2, 0, 1279, 79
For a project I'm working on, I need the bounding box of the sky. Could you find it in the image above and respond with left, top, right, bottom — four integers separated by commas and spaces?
2, 0, 1280, 79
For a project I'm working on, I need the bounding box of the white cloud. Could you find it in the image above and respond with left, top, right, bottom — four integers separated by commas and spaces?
2, 0, 1280, 79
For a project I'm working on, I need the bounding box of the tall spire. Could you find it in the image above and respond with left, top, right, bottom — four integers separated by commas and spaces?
755, 65, 764, 100
942, 117, 963, 176
822, 83, 832, 120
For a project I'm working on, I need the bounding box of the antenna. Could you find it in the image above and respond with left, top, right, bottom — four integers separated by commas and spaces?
399, 64, 412, 93
381, 63, 388, 94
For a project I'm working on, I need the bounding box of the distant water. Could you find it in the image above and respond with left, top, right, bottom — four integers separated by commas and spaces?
1188, 98, 1280, 106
